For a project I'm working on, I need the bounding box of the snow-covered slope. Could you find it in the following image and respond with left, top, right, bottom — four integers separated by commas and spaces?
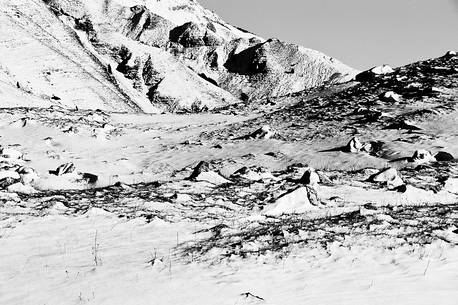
0, 0, 357, 112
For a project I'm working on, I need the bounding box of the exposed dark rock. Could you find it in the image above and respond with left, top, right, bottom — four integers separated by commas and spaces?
82, 173, 98, 184
435, 151, 455, 162
49, 163, 75, 176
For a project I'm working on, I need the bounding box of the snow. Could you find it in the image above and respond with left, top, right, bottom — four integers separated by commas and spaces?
1, 213, 458, 305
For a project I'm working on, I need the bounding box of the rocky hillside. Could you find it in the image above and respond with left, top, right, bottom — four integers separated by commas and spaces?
0, 0, 356, 112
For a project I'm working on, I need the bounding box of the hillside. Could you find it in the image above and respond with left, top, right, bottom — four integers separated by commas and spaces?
0, 0, 356, 112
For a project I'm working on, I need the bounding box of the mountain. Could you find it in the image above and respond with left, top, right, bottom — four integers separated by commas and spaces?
0, 0, 357, 112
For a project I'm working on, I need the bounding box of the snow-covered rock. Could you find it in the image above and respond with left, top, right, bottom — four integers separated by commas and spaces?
411, 150, 436, 164
17, 167, 39, 185
1, 148, 23, 160
370, 168, 404, 189
300, 168, 320, 188
195, 171, 231, 185
355, 64, 394, 81
49, 163, 76, 176
380, 91, 402, 103
264, 187, 319, 216
346, 136, 364, 153
7, 182, 36, 194
0, 170, 20, 181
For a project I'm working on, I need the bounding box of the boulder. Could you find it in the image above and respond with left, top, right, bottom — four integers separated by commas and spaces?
0, 170, 20, 181
0, 177, 20, 189
370, 168, 404, 189
300, 168, 320, 188
444, 178, 458, 194
380, 91, 402, 103
346, 136, 363, 153
194, 171, 231, 185
434, 151, 454, 162
82, 173, 98, 184
231, 166, 275, 181
445, 51, 457, 58
355, 65, 394, 81
17, 167, 39, 185
411, 150, 436, 164
188, 161, 212, 180
263, 186, 319, 216
49, 162, 75, 176
243, 125, 275, 140
172, 193, 193, 203
7, 182, 36, 194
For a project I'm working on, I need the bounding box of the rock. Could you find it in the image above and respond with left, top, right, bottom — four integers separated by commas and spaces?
370, 168, 404, 188
300, 168, 320, 188
443, 178, 458, 194
371, 65, 395, 75
170, 22, 222, 47
385, 120, 422, 131
380, 91, 402, 103
0, 170, 20, 181
346, 136, 363, 153
355, 65, 394, 81
9, 118, 27, 128
82, 173, 98, 184
195, 171, 231, 185
7, 182, 36, 194
445, 50, 457, 58
188, 161, 212, 180
361, 143, 373, 153
17, 167, 39, 185
434, 151, 454, 162
231, 166, 275, 181
411, 150, 436, 164
49, 162, 76, 176
241, 125, 275, 140
173, 193, 193, 203
263, 186, 319, 216
0, 177, 19, 189
0, 148, 23, 159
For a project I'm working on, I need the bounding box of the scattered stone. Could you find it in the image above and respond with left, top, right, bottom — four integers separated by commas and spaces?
49, 162, 75, 176
299, 167, 320, 188
411, 150, 436, 164
434, 151, 454, 162
370, 168, 404, 189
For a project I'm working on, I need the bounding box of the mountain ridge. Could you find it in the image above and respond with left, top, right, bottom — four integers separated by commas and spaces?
0, 0, 357, 112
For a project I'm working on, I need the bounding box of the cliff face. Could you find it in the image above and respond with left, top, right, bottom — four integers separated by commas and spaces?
0, 0, 357, 112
